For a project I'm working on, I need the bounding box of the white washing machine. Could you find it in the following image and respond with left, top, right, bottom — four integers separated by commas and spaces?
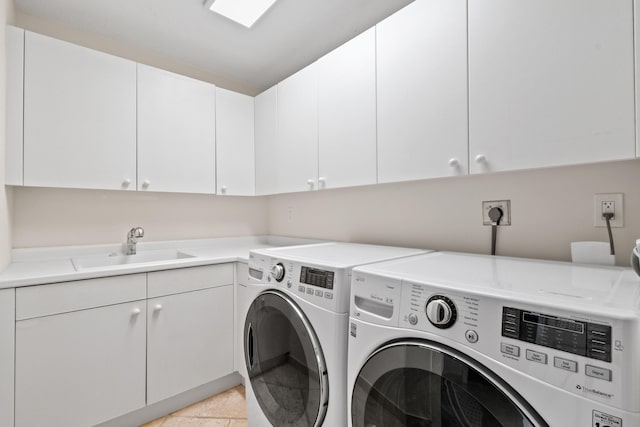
244, 242, 430, 426
348, 252, 640, 427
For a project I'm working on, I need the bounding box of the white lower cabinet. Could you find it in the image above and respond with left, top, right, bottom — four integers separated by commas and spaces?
0, 289, 15, 427
15, 301, 147, 427
147, 285, 234, 404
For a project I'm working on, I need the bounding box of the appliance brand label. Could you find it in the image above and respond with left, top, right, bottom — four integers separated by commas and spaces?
592, 410, 622, 427
577, 385, 614, 400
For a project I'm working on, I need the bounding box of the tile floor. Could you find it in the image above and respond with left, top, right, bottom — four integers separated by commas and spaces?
141, 385, 248, 427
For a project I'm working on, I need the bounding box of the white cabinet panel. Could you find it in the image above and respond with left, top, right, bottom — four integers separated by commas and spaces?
377, 0, 468, 183
137, 64, 216, 194
147, 285, 234, 404
254, 86, 278, 196
15, 301, 146, 427
216, 88, 255, 196
318, 28, 377, 189
6, 26, 24, 186
0, 289, 15, 427
276, 64, 319, 193
469, 0, 635, 173
147, 264, 234, 298
23, 31, 137, 191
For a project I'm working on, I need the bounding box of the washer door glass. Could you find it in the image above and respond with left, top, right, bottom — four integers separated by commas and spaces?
352, 341, 548, 427
245, 290, 328, 427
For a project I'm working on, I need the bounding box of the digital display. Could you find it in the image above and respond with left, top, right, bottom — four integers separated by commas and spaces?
522, 312, 584, 334
300, 266, 334, 289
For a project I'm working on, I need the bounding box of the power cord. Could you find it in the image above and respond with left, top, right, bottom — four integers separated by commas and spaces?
603, 212, 615, 255
488, 207, 504, 256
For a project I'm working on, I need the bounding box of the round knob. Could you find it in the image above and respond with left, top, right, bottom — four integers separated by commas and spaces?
220, 185, 227, 194
425, 295, 457, 329
142, 180, 151, 188
448, 158, 460, 168
154, 304, 163, 311
475, 154, 487, 163
123, 178, 131, 187
307, 179, 315, 188
408, 313, 418, 325
132, 308, 141, 315
318, 177, 326, 188
271, 263, 285, 282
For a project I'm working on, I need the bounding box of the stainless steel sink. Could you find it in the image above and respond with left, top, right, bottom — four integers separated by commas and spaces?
71, 250, 196, 271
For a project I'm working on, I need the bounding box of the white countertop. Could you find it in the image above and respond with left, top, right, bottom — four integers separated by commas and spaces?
0, 236, 320, 289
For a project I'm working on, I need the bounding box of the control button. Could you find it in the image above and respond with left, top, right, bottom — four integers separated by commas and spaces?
500, 343, 520, 357
465, 330, 479, 343
585, 365, 612, 381
324, 292, 333, 300
554, 357, 578, 373
315, 290, 323, 297
298, 285, 305, 293
271, 263, 285, 282
408, 313, 418, 325
306, 288, 314, 295
525, 349, 548, 364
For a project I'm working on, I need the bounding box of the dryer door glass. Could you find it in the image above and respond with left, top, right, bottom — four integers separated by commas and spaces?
352, 340, 548, 427
244, 290, 328, 427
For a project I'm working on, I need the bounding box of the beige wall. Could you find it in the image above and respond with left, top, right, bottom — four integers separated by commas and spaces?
269, 159, 640, 267
12, 188, 268, 248
0, 0, 15, 269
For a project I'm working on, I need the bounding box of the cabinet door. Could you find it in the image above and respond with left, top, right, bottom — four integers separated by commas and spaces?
377, 0, 468, 183
147, 285, 234, 404
277, 64, 319, 193
0, 289, 14, 427
138, 64, 216, 194
318, 28, 377, 189
15, 301, 146, 427
6, 26, 24, 186
23, 31, 137, 191
254, 86, 278, 195
469, 0, 635, 173
216, 88, 255, 196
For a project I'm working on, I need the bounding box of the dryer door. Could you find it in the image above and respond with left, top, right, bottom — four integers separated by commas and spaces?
352, 340, 548, 427
244, 290, 328, 427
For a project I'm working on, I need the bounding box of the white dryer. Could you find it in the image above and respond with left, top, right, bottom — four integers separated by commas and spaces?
348, 252, 640, 427
244, 242, 430, 426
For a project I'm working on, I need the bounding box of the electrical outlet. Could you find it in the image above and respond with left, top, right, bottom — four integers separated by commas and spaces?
482, 200, 511, 226
594, 193, 624, 227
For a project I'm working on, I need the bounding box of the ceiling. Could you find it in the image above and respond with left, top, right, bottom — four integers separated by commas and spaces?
14, 0, 414, 95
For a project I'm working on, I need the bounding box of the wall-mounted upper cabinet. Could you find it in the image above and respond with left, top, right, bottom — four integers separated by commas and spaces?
376, 0, 469, 184
137, 64, 216, 194
215, 88, 255, 196
276, 63, 319, 194
254, 86, 278, 196
468, 0, 636, 173
6, 26, 24, 186
317, 27, 377, 190
23, 31, 137, 191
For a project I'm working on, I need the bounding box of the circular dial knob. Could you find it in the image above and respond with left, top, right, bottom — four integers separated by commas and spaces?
271, 263, 285, 282
425, 295, 457, 329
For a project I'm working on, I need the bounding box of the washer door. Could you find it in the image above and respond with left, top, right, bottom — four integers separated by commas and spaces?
244, 290, 328, 427
352, 340, 548, 427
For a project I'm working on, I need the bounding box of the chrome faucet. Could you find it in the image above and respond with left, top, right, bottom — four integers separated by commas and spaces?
125, 226, 145, 255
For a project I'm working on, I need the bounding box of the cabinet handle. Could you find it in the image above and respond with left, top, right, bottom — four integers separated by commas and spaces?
220, 185, 227, 194
142, 180, 151, 188
318, 177, 326, 188
154, 304, 163, 312
132, 308, 141, 315
122, 178, 132, 187
448, 158, 460, 168
475, 154, 487, 163
307, 179, 315, 188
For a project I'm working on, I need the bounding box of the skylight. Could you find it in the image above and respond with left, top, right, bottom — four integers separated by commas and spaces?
205, 0, 278, 28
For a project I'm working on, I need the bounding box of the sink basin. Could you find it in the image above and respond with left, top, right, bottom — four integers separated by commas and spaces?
71, 250, 196, 271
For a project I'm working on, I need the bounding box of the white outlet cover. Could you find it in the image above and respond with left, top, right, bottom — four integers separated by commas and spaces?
482, 200, 511, 226
594, 193, 624, 227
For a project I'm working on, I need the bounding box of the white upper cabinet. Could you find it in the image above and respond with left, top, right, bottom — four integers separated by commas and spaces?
137, 64, 216, 194
6, 26, 24, 186
23, 31, 137, 191
469, 0, 635, 173
216, 88, 255, 196
318, 27, 377, 190
276, 63, 319, 193
254, 86, 278, 196
376, 0, 469, 183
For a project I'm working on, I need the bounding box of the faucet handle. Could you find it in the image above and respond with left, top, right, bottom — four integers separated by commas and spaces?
129, 226, 144, 238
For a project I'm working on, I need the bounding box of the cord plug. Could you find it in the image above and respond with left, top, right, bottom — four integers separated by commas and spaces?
488, 207, 504, 225
602, 212, 615, 255
602, 212, 614, 221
